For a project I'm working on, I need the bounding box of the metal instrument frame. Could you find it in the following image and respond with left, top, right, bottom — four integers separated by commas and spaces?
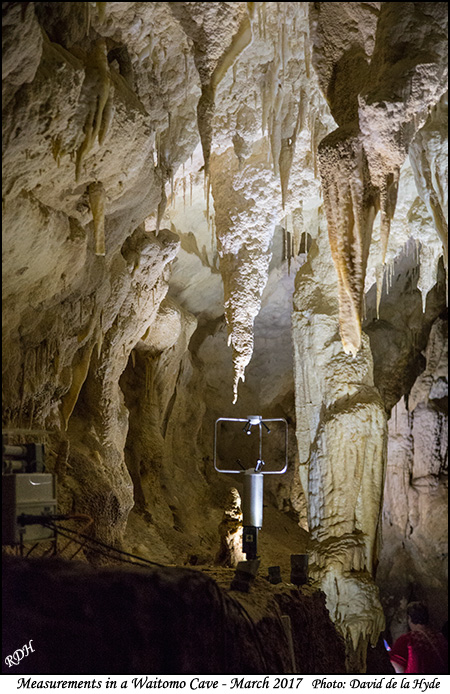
213, 416, 288, 474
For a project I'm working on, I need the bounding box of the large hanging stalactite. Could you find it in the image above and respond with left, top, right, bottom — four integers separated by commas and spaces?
318, 126, 378, 355
312, 1, 448, 356
208, 2, 331, 402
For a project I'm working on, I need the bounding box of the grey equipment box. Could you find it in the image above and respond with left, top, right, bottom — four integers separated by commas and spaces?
2, 473, 57, 544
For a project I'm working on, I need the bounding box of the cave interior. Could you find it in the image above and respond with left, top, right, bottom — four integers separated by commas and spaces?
2, 1, 448, 677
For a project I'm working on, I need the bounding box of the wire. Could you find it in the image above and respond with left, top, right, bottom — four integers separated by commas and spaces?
58, 515, 93, 555
18, 513, 163, 568
41, 523, 158, 569
69, 542, 88, 560
25, 542, 40, 557
18, 513, 94, 557
41, 520, 165, 569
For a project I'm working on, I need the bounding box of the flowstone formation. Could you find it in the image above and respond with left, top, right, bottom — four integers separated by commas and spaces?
2, 1, 448, 675
292, 209, 387, 671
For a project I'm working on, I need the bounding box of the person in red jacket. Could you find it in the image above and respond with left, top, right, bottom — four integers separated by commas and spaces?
390, 602, 448, 674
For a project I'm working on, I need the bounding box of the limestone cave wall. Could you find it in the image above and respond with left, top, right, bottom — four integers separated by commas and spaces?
2, 1, 448, 674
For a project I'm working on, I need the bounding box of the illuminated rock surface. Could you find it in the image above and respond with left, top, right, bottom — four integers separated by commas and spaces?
2, 1, 447, 674
376, 317, 448, 641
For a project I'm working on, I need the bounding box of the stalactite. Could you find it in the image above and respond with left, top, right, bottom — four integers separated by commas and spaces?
287, 230, 292, 276
60, 342, 96, 431
97, 313, 104, 359
409, 98, 448, 290
211, 214, 216, 253
279, 101, 302, 209
414, 238, 420, 264
269, 89, 283, 177
280, 12, 287, 78
96, 2, 107, 23
261, 1, 267, 40
303, 31, 310, 80
318, 130, 378, 355
98, 83, 115, 146
183, 48, 189, 100
292, 205, 303, 257
75, 39, 111, 181
256, 2, 263, 40
375, 263, 383, 319
379, 173, 399, 266
197, 7, 254, 177
84, 2, 91, 36
261, 54, 281, 138
51, 136, 63, 167
310, 109, 319, 180
88, 181, 106, 256
156, 179, 167, 237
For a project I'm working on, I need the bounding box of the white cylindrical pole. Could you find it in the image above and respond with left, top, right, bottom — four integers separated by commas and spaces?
242, 470, 264, 528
